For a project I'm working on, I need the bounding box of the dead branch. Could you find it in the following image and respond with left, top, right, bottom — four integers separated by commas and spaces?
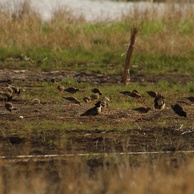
121, 27, 138, 85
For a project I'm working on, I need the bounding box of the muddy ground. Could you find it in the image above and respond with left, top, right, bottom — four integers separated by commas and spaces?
1, 68, 194, 194
0, 69, 194, 158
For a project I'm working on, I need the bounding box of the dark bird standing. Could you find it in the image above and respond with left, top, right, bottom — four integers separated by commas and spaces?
154, 94, 165, 110
171, 104, 187, 117
81, 101, 102, 116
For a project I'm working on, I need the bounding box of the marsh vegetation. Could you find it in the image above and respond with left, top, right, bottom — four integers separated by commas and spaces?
0, 0, 194, 193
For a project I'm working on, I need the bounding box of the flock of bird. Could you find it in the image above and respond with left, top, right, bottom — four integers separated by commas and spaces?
0, 83, 189, 118
124, 90, 188, 117
0, 84, 20, 112
57, 85, 188, 118
57, 86, 110, 116
121, 90, 188, 117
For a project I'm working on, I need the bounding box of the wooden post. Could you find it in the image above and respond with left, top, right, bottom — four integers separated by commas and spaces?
121, 27, 138, 85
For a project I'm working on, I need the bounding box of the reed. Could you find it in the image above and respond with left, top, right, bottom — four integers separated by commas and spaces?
0, 155, 194, 194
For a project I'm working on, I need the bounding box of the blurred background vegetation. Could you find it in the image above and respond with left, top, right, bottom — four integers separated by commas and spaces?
0, 0, 193, 75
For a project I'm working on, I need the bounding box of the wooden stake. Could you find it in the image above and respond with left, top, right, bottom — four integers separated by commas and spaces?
121, 27, 138, 85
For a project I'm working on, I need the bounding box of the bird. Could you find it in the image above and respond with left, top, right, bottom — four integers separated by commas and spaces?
130, 90, 142, 98
57, 85, 65, 92
4, 86, 14, 95
100, 101, 108, 109
120, 90, 141, 98
132, 107, 152, 114
119, 91, 132, 96
31, 98, 41, 111
5, 102, 17, 112
8, 136, 25, 144
132, 106, 152, 121
184, 96, 194, 103
7, 84, 20, 95
83, 96, 91, 103
154, 94, 165, 110
91, 88, 102, 95
171, 104, 187, 117
32, 98, 41, 105
90, 93, 100, 101
176, 99, 191, 105
146, 90, 157, 98
81, 101, 102, 116
64, 87, 80, 94
102, 96, 111, 102
101, 96, 111, 109
0, 90, 12, 101
63, 96, 81, 105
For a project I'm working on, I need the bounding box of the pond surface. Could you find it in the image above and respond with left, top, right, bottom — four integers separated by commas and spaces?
0, 0, 193, 22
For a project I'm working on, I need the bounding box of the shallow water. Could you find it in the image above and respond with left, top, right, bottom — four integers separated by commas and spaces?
0, 0, 193, 22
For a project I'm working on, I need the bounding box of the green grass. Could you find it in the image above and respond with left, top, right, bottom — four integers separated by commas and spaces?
1, 79, 191, 134
0, 6, 194, 74
0, 1, 194, 138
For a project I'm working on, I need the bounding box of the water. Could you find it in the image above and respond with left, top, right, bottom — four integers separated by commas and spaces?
0, 0, 193, 22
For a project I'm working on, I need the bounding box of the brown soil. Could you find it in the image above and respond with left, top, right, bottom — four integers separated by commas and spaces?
0, 69, 193, 85
0, 69, 194, 157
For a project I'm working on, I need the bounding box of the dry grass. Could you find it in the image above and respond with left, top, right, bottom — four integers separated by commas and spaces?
0, 1, 194, 56
0, 155, 194, 194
